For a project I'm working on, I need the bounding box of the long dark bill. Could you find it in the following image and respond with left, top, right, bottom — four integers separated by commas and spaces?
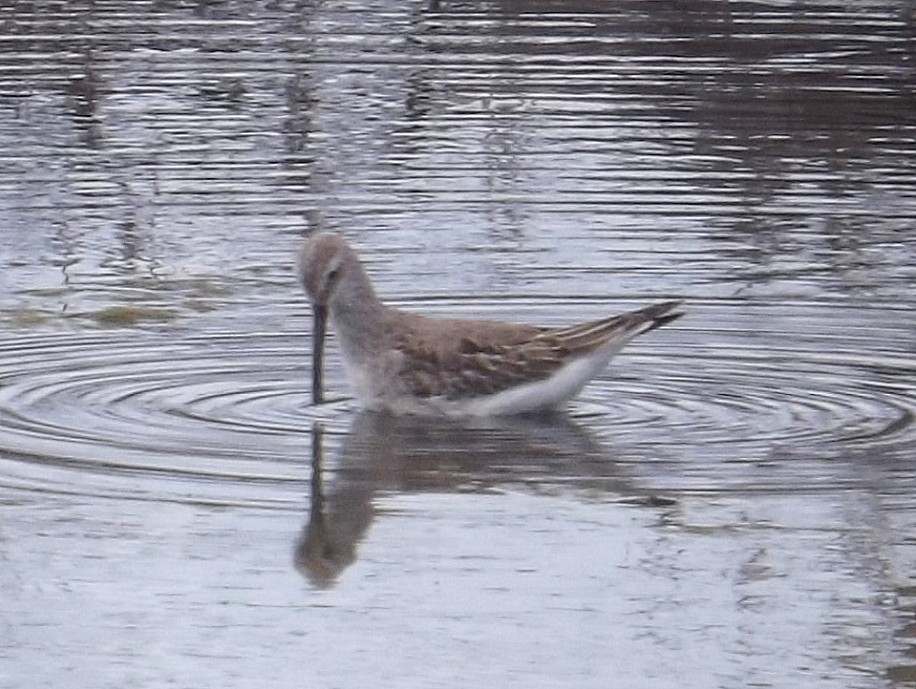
311, 304, 328, 405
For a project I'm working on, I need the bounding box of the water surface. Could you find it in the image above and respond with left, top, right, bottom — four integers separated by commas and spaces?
1, 1, 914, 687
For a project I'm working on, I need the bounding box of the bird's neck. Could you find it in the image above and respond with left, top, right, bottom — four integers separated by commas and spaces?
329, 263, 386, 361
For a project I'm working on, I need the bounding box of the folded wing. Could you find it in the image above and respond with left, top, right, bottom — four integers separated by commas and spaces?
395, 300, 683, 400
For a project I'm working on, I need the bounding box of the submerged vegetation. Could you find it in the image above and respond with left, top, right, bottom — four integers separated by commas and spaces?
93, 305, 180, 326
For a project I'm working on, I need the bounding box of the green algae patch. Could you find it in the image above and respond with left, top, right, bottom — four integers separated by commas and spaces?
5, 308, 52, 327
94, 305, 179, 326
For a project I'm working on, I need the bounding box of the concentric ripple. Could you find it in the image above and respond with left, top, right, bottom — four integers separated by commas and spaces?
0, 331, 323, 507
582, 349, 913, 450
0, 299, 912, 503
576, 300, 913, 493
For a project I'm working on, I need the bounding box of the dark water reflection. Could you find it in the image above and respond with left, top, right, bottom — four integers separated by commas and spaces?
1, 0, 915, 687
298, 414, 662, 588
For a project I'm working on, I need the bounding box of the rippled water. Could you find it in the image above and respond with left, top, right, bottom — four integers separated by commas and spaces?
1, 1, 915, 687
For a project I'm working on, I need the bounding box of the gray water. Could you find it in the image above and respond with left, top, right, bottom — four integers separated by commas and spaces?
1, 1, 915, 687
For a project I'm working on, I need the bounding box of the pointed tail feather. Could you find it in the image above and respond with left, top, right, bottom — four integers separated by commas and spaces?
629, 300, 684, 336
547, 300, 684, 354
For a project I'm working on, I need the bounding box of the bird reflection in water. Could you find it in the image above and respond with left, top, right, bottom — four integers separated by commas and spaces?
295, 413, 676, 588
